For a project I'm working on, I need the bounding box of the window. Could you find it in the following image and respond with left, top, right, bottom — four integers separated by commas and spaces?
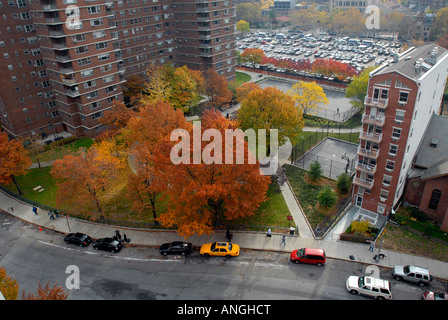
72, 34, 86, 42
380, 189, 389, 202
377, 203, 386, 214
75, 46, 88, 54
399, 91, 409, 103
395, 110, 405, 123
392, 128, 401, 140
428, 189, 441, 210
385, 160, 394, 172
382, 175, 392, 187
388, 144, 398, 157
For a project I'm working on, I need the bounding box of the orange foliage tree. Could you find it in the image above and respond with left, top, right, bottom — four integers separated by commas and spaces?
152, 109, 271, 238
51, 146, 121, 220
0, 266, 19, 300
99, 99, 134, 138
125, 101, 192, 223
0, 132, 32, 195
22, 282, 68, 300
203, 69, 233, 109
241, 48, 266, 67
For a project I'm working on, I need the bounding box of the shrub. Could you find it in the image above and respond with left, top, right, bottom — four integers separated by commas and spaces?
317, 186, 337, 209
336, 173, 352, 194
308, 160, 323, 181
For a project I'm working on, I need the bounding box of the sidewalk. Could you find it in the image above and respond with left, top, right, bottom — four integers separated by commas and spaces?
1, 189, 447, 280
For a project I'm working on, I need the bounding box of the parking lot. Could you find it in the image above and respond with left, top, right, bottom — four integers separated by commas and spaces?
237, 30, 402, 75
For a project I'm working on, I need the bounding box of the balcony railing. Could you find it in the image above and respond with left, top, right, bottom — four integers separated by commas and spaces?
362, 113, 385, 126
359, 131, 382, 143
355, 161, 377, 174
353, 177, 374, 189
364, 96, 389, 109
357, 146, 379, 159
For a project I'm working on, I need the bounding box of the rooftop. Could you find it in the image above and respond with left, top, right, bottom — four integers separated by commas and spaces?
414, 114, 448, 171
372, 43, 448, 80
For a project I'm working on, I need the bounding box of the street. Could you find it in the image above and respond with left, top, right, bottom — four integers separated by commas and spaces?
1, 211, 446, 302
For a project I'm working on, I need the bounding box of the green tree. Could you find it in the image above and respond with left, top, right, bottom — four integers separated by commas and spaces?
345, 66, 377, 109
336, 173, 352, 194
317, 186, 337, 209
236, 20, 250, 34
308, 160, 322, 181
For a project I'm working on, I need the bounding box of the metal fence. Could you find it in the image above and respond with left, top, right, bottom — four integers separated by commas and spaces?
294, 152, 356, 180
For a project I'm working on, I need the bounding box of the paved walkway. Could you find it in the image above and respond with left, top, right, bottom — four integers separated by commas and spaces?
1, 188, 447, 280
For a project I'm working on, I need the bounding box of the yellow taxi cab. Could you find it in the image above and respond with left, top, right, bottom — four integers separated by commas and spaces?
199, 242, 240, 257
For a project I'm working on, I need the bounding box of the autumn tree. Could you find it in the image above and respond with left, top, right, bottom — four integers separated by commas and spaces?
238, 86, 304, 153
0, 266, 19, 300
152, 109, 270, 238
125, 101, 191, 223
51, 145, 121, 220
241, 48, 266, 67
236, 20, 250, 34
0, 132, 32, 195
122, 74, 147, 106
288, 81, 329, 116
99, 99, 134, 138
234, 81, 261, 103
22, 282, 68, 300
142, 65, 204, 113
430, 7, 448, 41
203, 69, 233, 109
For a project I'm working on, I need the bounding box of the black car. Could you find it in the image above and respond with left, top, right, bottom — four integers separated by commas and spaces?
159, 241, 193, 256
64, 232, 92, 247
92, 237, 122, 253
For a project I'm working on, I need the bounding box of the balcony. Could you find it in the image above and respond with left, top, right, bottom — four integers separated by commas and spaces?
353, 177, 374, 189
65, 87, 80, 97
355, 161, 377, 174
359, 131, 382, 143
362, 113, 385, 126
357, 146, 379, 159
364, 96, 389, 109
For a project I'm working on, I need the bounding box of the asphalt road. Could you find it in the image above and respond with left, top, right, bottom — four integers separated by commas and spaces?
1, 212, 446, 302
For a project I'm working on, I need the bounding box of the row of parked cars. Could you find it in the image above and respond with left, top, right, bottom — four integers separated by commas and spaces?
63, 233, 445, 300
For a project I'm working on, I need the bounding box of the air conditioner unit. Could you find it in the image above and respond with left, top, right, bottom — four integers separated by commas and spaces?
382, 183, 390, 188
380, 197, 387, 202
398, 101, 406, 107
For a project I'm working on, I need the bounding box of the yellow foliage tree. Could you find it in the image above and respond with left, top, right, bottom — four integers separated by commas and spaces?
288, 81, 329, 116
0, 267, 19, 300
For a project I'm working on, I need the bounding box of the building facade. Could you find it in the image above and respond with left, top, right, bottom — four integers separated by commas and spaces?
0, 0, 236, 139
352, 44, 448, 219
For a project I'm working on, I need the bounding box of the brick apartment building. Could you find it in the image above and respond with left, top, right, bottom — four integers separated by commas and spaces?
352, 44, 448, 221
0, 0, 236, 139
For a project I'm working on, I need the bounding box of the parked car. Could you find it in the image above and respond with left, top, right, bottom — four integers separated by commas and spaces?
200, 242, 239, 258
421, 291, 448, 300
159, 241, 193, 256
346, 276, 392, 300
290, 248, 326, 266
392, 265, 432, 287
92, 237, 122, 253
64, 232, 92, 247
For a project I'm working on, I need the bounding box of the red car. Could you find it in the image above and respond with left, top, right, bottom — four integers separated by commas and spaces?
291, 248, 326, 266
422, 291, 448, 300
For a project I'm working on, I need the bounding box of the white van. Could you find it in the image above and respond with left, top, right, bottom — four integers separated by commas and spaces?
346, 276, 392, 300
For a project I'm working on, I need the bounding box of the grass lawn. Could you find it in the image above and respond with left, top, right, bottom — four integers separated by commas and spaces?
235, 71, 251, 86
4, 167, 58, 208
31, 137, 94, 163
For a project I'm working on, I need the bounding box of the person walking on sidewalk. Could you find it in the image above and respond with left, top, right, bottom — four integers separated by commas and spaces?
266, 228, 272, 238
368, 240, 375, 252
48, 210, 55, 220
32, 206, 38, 215
280, 235, 286, 247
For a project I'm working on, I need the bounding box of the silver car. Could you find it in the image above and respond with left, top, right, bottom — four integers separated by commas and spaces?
392, 265, 432, 287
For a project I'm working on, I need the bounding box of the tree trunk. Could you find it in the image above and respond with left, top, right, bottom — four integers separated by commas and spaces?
12, 176, 24, 195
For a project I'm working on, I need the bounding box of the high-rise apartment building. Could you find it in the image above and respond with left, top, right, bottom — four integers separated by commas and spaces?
352, 44, 448, 218
0, 0, 236, 139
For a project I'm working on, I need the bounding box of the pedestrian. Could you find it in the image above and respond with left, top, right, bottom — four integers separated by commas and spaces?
226, 230, 232, 242
54, 210, 59, 218
48, 211, 55, 220
123, 234, 130, 243
280, 235, 286, 247
32, 206, 38, 215
266, 228, 272, 238
115, 230, 122, 241
368, 240, 375, 252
